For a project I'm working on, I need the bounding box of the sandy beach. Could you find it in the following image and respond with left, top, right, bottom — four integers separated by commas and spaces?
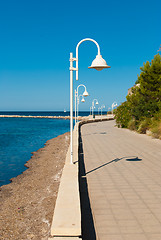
0, 132, 70, 240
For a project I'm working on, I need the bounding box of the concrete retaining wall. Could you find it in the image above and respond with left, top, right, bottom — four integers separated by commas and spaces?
49, 117, 113, 239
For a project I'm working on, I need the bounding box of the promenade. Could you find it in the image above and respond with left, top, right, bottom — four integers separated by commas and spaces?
80, 120, 161, 240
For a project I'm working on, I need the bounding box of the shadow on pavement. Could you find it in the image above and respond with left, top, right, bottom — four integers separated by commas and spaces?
126, 157, 142, 161
86, 156, 142, 175
78, 129, 96, 240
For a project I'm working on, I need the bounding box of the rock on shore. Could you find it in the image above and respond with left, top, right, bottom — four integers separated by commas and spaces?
0, 132, 70, 240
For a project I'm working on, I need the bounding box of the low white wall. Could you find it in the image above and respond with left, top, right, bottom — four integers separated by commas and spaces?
50, 123, 81, 238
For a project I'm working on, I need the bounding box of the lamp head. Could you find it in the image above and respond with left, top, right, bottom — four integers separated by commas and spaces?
81, 97, 85, 103
112, 102, 117, 107
96, 101, 99, 105
88, 54, 111, 71
83, 89, 89, 97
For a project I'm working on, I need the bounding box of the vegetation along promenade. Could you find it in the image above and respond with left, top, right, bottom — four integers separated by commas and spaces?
114, 54, 161, 139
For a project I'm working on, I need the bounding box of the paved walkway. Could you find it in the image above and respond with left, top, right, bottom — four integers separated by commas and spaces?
81, 120, 161, 240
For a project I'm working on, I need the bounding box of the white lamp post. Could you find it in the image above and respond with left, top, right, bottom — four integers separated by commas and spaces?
90, 106, 92, 115
77, 94, 85, 122
112, 102, 117, 115
98, 107, 100, 115
70, 38, 111, 164
75, 84, 89, 124
92, 99, 99, 117
100, 104, 105, 119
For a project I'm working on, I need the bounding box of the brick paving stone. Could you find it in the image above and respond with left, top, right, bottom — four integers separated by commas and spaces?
81, 120, 161, 240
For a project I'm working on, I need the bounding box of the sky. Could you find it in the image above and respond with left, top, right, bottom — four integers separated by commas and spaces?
0, 0, 160, 111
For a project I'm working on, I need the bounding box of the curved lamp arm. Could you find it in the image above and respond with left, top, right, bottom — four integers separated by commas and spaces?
92, 99, 99, 106
77, 84, 86, 92
76, 38, 101, 80
78, 94, 85, 102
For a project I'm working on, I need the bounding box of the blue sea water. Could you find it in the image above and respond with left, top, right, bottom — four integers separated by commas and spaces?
0, 112, 77, 186
0, 111, 90, 117
0, 111, 108, 187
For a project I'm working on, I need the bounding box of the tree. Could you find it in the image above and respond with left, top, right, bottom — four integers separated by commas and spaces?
115, 54, 161, 130
136, 54, 161, 113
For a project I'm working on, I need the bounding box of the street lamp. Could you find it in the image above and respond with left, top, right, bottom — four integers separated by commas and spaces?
70, 38, 111, 164
77, 94, 85, 122
112, 102, 117, 115
90, 106, 92, 115
75, 84, 89, 124
92, 99, 99, 118
98, 107, 100, 115
100, 104, 105, 119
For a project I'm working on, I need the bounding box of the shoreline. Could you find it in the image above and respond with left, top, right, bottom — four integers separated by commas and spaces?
0, 115, 71, 119
0, 132, 70, 240
0, 115, 89, 120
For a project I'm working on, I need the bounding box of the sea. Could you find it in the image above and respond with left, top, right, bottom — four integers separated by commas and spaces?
0, 111, 92, 187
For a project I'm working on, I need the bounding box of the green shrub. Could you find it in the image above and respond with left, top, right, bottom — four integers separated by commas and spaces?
114, 101, 131, 128
137, 118, 151, 134
150, 120, 161, 139
107, 111, 112, 114
128, 119, 137, 131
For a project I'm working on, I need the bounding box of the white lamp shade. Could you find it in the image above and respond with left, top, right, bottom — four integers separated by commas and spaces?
113, 102, 117, 107
81, 98, 85, 103
88, 54, 111, 71
96, 101, 99, 105
83, 90, 89, 97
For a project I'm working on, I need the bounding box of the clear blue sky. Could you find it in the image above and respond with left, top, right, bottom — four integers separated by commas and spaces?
0, 0, 160, 111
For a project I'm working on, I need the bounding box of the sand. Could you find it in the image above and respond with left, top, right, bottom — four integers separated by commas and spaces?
0, 132, 70, 240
